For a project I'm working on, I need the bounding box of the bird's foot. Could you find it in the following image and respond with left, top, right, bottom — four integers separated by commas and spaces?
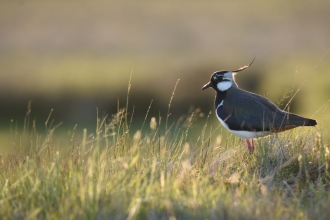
246, 139, 254, 154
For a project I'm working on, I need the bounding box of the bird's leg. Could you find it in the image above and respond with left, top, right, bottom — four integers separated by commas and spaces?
246, 139, 254, 154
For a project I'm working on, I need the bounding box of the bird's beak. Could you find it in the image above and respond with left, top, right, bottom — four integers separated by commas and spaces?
201, 81, 212, 90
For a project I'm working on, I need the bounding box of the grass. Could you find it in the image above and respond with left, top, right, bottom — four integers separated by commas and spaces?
0, 84, 329, 220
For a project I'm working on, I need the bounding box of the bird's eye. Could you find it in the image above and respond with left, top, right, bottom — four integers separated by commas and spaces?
213, 75, 221, 83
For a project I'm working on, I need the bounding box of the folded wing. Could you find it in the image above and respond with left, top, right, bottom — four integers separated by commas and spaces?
217, 90, 316, 132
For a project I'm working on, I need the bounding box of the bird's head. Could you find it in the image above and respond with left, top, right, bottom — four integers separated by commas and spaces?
201, 58, 255, 92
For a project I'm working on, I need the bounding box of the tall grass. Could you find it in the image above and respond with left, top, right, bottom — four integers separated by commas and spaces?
0, 85, 329, 219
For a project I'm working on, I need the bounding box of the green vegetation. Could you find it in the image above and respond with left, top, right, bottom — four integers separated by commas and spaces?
1, 1, 330, 218
0, 95, 329, 219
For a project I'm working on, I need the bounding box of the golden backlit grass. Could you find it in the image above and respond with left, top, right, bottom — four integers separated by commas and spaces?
0, 99, 329, 219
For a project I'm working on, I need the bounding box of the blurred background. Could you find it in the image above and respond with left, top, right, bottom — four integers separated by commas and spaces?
1, 0, 330, 153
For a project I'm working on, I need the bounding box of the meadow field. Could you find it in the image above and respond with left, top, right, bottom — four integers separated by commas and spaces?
1, 1, 330, 219
0, 82, 329, 219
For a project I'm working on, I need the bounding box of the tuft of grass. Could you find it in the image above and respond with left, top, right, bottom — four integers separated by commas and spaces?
0, 88, 329, 219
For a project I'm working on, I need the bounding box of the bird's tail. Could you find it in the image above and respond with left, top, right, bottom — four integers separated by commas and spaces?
270, 112, 317, 132
286, 113, 317, 126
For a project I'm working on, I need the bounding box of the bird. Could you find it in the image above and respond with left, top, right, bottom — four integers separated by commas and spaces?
201, 59, 317, 153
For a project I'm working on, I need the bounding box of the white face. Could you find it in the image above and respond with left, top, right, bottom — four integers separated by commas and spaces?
215, 71, 234, 91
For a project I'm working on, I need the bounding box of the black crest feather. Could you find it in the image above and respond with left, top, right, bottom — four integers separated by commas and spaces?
232, 57, 256, 72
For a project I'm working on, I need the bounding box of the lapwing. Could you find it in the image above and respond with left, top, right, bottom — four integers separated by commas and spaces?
202, 59, 317, 153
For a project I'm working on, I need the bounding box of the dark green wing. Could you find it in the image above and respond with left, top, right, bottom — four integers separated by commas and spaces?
218, 89, 315, 132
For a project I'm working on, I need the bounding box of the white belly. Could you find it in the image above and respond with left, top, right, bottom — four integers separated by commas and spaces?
229, 129, 271, 139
